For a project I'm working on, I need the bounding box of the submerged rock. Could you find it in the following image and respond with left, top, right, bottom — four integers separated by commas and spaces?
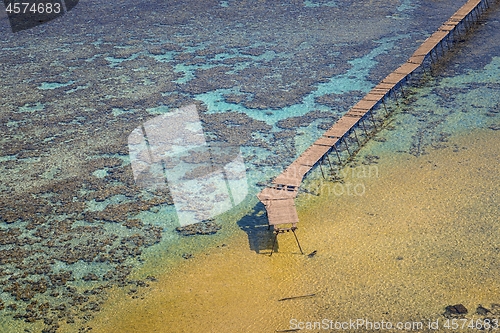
175, 220, 221, 236
476, 304, 490, 316
444, 304, 468, 317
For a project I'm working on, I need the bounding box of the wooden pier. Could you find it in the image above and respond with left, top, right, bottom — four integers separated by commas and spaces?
257, 0, 494, 253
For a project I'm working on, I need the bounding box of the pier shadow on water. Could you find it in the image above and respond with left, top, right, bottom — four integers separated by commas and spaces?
236, 202, 276, 254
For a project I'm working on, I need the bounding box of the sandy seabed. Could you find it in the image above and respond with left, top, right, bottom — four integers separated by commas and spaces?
86, 128, 499, 333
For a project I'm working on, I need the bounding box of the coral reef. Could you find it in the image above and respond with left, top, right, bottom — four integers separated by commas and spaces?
175, 220, 221, 236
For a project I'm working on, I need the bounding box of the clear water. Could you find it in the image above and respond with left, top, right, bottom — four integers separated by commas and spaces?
0, 0, 499, 332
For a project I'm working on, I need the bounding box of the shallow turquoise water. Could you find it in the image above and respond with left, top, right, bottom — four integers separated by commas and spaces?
0, 0, 499, 331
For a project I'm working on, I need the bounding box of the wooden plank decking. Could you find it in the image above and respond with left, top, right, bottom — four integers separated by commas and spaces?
257, 0, 491, 228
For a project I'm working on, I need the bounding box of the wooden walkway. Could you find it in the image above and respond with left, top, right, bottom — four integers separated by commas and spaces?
257, 0, 493, 234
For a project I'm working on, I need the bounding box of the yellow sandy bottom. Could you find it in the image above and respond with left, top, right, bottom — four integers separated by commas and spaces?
88, 129, 499, 333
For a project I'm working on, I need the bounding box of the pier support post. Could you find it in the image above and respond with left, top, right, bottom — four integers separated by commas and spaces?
270, 227, 304, 256
391, 89, 400, 106
333, 145, 342, 165
292, 227, 304, 255
342, 136, 351, 157
270, 231, 278, 256
319, 157, 326, 179
360, 117, 370, 138
399, 82, 406, 98
352, 127, 361, 147
382, 97, 389, 116
368, 109, 378, 129
325, 152, 334, 174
